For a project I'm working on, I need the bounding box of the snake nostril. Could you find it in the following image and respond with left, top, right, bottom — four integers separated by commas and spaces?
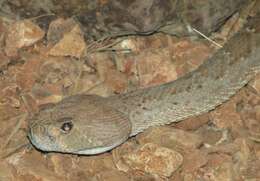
48, 134, 56, 142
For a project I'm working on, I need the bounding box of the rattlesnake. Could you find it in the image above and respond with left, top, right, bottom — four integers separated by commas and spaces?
28, 15, 260, 155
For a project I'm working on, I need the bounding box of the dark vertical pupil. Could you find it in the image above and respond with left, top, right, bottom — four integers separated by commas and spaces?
61, 122, 73, 133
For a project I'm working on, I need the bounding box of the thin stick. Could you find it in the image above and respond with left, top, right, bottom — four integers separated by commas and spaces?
87, 38, 126, 54
27, 13, 56, 21
192, 27, 223, 48
1, 143, 30, 159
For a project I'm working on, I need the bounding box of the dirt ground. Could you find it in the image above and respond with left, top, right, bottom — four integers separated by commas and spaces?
0, 0, 260, 180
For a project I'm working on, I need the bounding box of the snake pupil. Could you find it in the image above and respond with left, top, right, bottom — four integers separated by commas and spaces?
61, 121, 73, 133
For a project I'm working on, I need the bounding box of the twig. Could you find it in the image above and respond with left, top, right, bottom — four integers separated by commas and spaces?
26, 13, 56, 21
86, 36, 128, 54
1, 143, 30, 159
192, 27, 223, 48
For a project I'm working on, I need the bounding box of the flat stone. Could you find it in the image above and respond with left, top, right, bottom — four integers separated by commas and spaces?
7, 150, 63, 181
48, 24, 86, 58
122, 143, 183, 177
0, 161, 14, 181
5, 20, 44, 57
92, 170, 130, 181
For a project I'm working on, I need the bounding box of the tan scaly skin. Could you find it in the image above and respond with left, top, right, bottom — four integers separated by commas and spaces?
28, 15, 260, 155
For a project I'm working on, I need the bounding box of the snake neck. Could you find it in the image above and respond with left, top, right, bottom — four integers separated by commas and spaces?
107, 16, 260, 136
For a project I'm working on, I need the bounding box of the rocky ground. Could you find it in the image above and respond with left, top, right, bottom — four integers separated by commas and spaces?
0, 1, 260, 181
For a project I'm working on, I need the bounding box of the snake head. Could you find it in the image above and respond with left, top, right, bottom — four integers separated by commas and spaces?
28, 95, 131, 155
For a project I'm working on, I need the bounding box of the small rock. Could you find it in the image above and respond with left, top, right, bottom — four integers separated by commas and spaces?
47, 18, 77, 44
115, 37, 145, 54
0, 103, 23, 128
173, 113, 210, 130
114, 34, 172, 55
113, 34, 176, 86
74, 73, 102, 94
48, 24, 86, 58
233, 138, 251, 170
171, 39, 213, 77
183, 173, 197, 181
86, 83, 115, 97
210, 99, 242, 129
170, 169, 183, 181
0, 84, 21, 108
113, 35, 212, 90
212, 162, 235, 181
37, 56, 82, 97
255, 105, 260, 121
241, 88, 260, 107
206, 153, 232, 168
114, 53, 137, 77
210, 96, 245, 138
182, 149, 208, 173
89, 53, 115, 81
49, 152, 117, 180
205, 143, 240, 155
212, 12, 241, 42
137, 126, 203, 150
16, 53, 45, 91
196, 125, 224, 145
5, 20, 45, 57
200, 154, 236, 180
112, 140, 139, 172
122, 143, 183, 177
0, 161, 14, 181
90, 53, 128, 94
243, 118, 260, 142
136, 48, 178, 87
256, 150, 260, 159
0, 17, 9, 47
249, 71, 260, 94
104, 68, 128, 94
238, 100, 257, 122
92, 170, 130, 181
50, 154, 75, 178
7, 150, 63, 181
240, 158, 260, 179
0, 52, 11, 70
77, 153, 116, 177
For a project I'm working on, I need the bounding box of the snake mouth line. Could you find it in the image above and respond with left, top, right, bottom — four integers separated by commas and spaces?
27, 128, 39, 149
74, 135, 129, 155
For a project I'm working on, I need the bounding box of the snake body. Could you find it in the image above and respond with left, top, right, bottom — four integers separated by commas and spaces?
28, 15, 260, 155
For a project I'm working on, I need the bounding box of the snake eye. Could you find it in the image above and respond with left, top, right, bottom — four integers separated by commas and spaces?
59, 118, 73, 133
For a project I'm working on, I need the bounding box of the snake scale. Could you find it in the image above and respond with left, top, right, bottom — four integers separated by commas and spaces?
28, 15, 260, 155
